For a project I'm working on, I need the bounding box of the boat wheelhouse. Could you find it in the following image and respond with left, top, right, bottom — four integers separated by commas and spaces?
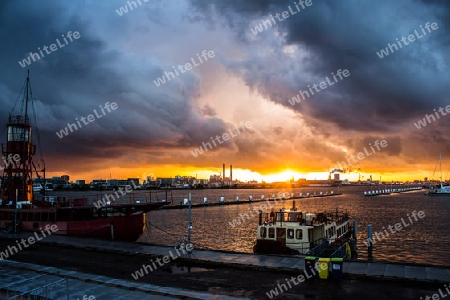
254, 204, 353, 256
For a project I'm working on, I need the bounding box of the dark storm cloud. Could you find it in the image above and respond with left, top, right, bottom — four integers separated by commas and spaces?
0, 0, 229, 172
189, 0, 450, 161
190, 0, 449, 125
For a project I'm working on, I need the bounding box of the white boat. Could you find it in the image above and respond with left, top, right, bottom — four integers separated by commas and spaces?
427, 184, 450, 195
253, 202, 355, 257
32, 183, 43, 193
32, 183, 53, 193
427, 153, 450, 196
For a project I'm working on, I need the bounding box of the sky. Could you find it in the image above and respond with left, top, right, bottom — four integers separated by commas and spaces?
0, 0, 449, 183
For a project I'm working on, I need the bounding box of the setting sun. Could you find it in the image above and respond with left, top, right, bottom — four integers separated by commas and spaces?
260, 170, 307, 183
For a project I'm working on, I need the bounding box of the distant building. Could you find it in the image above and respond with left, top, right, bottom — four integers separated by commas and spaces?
61, 175, 70, 183
50, 176, 65, 186
156, 177, 173, 188
91, 179, 107, 187
76, 180, 85, 185
209, 175, 222, 183
127, 178, 140, 186
107, 179, 130, 187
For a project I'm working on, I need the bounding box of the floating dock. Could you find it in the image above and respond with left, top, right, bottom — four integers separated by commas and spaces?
162, 191, 342, 209
363, 186, 422, 196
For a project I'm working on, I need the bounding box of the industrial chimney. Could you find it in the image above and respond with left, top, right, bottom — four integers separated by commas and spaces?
222, 163, 225, 182
230, 164, 233, 181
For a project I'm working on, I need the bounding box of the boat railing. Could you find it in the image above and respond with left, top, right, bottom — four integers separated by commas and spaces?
306, 238, 328, 256
287, 241, 314, 254
330, 243, 347, 258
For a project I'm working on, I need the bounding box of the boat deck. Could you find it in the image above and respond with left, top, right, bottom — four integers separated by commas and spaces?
1, 232, 449, 284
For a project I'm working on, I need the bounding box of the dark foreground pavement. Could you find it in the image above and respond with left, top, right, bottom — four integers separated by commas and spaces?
0, 239, 447, 299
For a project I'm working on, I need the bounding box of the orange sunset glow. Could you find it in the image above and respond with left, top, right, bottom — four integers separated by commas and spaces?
1, 1, 448, 186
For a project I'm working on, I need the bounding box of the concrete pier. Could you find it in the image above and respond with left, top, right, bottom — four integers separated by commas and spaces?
1, 232, 448, 284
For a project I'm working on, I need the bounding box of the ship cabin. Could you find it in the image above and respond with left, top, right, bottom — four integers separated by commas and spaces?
256, 209, 351, 254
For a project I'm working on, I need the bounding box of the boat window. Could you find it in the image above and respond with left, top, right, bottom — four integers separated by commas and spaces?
268, 227, 275, 238
260, 227, 267, 238
287, 229, 294, 239
296, 229, 303, 240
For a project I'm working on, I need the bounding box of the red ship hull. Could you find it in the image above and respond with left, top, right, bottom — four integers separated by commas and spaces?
0, 213, 146, 241
0, 200, 167, 241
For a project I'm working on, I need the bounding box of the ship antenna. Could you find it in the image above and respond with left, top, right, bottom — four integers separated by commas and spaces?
25, 70, 30, 119
29, 73, 46, 179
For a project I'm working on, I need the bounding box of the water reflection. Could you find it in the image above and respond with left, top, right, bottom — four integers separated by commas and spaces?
140, 186, 450, 266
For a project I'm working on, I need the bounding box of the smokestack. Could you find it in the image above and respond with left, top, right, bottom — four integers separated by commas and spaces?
230, 165, 232, 181
223, 163, 225, 182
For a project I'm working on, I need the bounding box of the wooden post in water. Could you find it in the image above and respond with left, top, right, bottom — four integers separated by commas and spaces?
187, 192, 192, 255
110, 222, 115, 240
368, 224, 373, 259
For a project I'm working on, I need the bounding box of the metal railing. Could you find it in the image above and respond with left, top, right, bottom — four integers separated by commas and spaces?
4, 277, 69, 300
306, 239, 328, 256
330, 243, 347, 258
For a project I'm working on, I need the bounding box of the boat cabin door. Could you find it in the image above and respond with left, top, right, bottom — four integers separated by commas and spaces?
276, 228, 286, 246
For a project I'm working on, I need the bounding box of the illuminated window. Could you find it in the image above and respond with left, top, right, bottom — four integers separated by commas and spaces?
287, 229, 294, 239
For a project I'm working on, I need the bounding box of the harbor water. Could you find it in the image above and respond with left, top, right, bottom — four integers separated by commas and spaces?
140, 186, 450, 267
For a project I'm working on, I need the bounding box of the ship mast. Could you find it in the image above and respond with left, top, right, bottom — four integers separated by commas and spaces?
0, 71, 37, 206
440, 152, 443, 188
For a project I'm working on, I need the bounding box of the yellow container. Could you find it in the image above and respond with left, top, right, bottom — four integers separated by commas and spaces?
318, 258, 331, 279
